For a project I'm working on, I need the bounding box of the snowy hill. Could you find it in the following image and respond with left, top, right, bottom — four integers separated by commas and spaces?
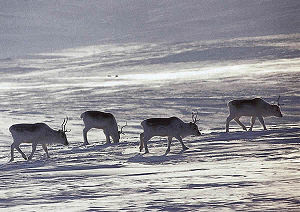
1, 1, 300, 211
1, 34, 300, 211
1, 0, 300, 58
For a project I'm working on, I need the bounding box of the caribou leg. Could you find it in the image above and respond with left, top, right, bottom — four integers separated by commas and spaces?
165, 136, 173, 154
258, 116, 267, 130
249, 116, 256, 131
234, 117, 247, 131
82, 127, 90, 145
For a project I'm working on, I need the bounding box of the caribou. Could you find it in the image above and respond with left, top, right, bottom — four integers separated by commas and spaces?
81, 111, 127, 145
139, 113, 201, 154
226, 96, 283, 132
9, 118, 69, 162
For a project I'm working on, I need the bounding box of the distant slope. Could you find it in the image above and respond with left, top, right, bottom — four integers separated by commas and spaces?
1, 0, 299, 58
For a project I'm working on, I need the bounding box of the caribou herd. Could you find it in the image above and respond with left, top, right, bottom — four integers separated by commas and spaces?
8, 96, 284, 161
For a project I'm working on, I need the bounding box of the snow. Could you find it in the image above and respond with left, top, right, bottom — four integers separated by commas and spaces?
1, 0, 300, 59
1, 0, 300, 210
1, 33, 300, 211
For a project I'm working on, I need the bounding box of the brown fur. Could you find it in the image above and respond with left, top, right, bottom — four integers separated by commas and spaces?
85, 111, 113, 119
145, 117, 178, 126
231, 98, 260, 108
10, 123, 44, 133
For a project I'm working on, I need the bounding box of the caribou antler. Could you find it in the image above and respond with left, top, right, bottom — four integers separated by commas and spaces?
276, 95, 284, 106
192, 112, 200, 124
119, 121, 128, 135
61, 117, 71, 132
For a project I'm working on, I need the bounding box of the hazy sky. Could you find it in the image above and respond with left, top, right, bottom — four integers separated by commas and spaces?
0, 0, 299, 58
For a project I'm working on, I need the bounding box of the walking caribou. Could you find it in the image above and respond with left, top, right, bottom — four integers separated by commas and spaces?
81, 111, 127, 145
9, 118, 69, 162
226, 96, 283, 132
139, 113, 201, 154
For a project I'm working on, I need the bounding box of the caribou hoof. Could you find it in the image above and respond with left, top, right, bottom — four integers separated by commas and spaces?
182, 146, 189, 151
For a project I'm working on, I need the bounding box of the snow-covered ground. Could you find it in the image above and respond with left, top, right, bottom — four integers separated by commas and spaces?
0, 34, 300, 211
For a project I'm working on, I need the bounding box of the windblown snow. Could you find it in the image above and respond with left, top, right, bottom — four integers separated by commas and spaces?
1, 34, 300, 211
0, 1, 300, 211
